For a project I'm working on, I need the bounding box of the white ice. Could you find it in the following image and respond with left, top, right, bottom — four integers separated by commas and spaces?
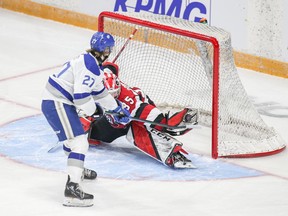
0, 8, 288, 216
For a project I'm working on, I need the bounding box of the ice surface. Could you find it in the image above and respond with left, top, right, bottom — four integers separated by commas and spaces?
0, 8, 288, 216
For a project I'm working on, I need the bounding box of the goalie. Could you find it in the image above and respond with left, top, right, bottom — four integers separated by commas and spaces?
81, 62, 199, 168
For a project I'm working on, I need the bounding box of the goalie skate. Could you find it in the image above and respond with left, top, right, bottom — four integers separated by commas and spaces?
166, 151, 196, 169
63, 176, 94, 207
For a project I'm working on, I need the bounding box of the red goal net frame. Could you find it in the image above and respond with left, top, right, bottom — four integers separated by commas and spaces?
98, 11, 285, 159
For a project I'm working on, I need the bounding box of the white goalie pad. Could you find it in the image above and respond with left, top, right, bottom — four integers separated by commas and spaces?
126, 125, 193, 168
149, 127, 182, 163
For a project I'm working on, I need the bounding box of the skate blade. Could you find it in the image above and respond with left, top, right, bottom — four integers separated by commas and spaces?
63, 197, 93, 207
173, 161, 197, 169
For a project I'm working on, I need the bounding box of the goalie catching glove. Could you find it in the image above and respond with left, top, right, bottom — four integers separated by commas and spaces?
105, 101, 131, 128
164, 108, 199, 136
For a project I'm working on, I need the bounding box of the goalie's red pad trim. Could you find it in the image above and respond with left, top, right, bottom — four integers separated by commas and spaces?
131, 122, 161, 161
88, 139, 101, 145
168, 108, 189, 126
172, 145, 188, 155
79, 116, 94, 133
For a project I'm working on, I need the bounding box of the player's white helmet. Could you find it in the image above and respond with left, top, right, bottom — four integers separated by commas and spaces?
103, 70, 121, 98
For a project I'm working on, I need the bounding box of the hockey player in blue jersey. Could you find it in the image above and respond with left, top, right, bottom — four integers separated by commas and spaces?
41, 32, 130, 207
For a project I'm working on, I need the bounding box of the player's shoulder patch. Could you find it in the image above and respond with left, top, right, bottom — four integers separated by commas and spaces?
83, 53, 100, 76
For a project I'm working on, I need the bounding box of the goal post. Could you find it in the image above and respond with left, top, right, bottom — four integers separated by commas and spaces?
98, 11, 286, 159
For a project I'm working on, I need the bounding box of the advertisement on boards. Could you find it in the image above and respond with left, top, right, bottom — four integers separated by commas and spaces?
32, 0, 211, 23
112, 0, 211, 23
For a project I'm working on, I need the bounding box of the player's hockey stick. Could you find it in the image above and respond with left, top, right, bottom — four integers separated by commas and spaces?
47, 142, 62, 153
112, 27, 138, 63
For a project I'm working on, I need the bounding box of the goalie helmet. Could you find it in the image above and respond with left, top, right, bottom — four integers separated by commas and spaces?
103, 70, 121, 98
90, 32, 115, 57
102, 62, 119, 76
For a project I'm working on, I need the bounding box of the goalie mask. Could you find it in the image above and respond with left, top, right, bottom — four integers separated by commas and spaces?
102, 61, 119, 76
103, 70, 121, 98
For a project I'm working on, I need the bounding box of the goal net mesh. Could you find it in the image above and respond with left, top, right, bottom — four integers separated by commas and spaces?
99, 12, 286, 158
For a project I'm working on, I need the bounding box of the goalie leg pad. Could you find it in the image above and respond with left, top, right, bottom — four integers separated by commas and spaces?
127, 122, 194, 168
128, 123, 161, 160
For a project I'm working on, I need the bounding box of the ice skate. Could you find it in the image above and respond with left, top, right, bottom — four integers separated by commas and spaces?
82, 168, 97, 180
166, 151, 196, 169
63, 176, 94, 207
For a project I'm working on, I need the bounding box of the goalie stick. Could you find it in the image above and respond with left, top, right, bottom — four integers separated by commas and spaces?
112, 27, 138, 63
128, 116, 200, 129
48, 115, 199, 153
106, 112, 201, 130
